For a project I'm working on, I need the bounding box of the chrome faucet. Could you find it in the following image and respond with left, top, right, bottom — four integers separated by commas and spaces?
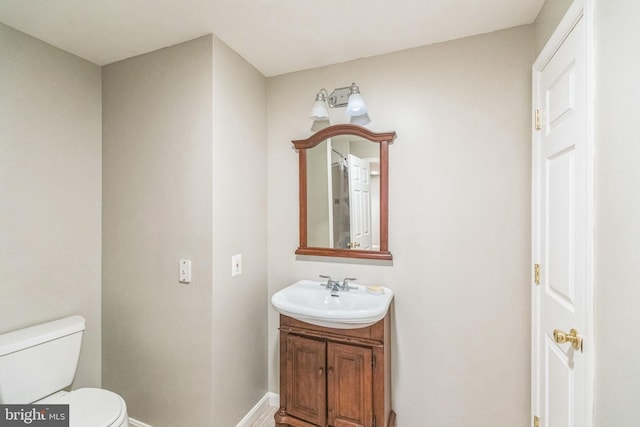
319, 275, 357, 295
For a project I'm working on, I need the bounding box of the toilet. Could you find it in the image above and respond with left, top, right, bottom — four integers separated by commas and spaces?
0, 315, 129, 427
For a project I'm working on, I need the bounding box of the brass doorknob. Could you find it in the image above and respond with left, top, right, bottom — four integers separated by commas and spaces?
553, 328, 582, 351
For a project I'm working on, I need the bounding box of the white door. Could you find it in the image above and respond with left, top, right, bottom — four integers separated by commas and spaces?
347, 154, 372, 250
532, 4, 593, 427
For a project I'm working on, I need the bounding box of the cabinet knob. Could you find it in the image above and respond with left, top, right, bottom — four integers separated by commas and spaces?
317, 367, 324, 376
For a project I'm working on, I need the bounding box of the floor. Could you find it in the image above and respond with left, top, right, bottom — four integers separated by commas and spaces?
250, 405, 277, 427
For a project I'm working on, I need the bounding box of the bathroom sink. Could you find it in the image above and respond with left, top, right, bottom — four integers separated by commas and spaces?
271, 280, 393, 329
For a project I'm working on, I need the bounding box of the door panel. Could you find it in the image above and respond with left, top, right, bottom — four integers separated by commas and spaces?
348, 154, 372, 250
545, 334, 574, 426
545, 147, 576, 309
328, 342, 372, 427
286, 335, 326, 426
546, 60, 576, 133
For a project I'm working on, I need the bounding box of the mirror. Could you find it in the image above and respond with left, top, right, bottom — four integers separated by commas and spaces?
293, 124, 396, 260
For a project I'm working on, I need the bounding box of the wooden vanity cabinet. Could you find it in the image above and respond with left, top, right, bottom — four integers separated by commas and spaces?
275, 314, 396, 427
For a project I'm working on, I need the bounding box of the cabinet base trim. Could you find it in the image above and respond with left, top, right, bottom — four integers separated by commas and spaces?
274, 413, 318, 427
388, 410, 397, 427
275, 410, 397, 427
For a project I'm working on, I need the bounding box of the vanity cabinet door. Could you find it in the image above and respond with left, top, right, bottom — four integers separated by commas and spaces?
327, 342, 373, 427
286, 335, 327, 426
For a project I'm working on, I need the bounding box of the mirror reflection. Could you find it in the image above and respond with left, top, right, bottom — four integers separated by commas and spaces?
307, 135, 380, 250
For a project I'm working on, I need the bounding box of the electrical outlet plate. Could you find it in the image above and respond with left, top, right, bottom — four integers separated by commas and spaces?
180, 259, 192, 283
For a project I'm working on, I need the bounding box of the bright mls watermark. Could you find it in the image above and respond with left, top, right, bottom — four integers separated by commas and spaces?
0, 405, 68, 426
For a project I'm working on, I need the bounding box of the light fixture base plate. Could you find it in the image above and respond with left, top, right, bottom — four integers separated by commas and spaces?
328, 86, 352, 108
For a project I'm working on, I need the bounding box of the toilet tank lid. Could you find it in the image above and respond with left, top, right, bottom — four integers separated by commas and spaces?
0, 315, 85, 357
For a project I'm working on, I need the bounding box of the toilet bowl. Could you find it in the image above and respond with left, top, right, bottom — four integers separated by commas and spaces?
0, 316, 129, 427
38, 388, 129, 427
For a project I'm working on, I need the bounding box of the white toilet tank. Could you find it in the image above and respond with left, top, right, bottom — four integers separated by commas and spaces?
0, 315, 85, 404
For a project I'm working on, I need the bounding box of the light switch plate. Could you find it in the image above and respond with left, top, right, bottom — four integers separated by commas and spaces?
231, 254, 242, 277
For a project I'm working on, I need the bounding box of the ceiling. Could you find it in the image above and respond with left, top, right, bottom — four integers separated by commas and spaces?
0, 0, 545, 77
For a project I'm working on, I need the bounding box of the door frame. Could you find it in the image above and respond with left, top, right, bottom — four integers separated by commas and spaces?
531, 0, 595, 425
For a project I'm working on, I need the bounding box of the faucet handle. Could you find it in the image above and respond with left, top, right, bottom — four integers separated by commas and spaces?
342, 277, 357, 290
319, 275, 333, 288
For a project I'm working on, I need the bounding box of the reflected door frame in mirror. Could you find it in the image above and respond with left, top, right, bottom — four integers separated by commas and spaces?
293, 124, 396, 260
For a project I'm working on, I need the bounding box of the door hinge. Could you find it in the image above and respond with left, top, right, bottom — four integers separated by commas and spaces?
373, 415, 376, 427
534, 415, 540, 427
535, 109, 542, 130
534, 263, 541, 286
372, 356, 377, 369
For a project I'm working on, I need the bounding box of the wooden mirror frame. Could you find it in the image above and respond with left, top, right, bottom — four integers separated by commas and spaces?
293, 124, 396, 260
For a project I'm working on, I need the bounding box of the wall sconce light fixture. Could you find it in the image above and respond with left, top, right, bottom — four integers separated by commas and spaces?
310, 82, 371, 131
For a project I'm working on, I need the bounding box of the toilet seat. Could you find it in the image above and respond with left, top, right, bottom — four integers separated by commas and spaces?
37, 388, 128, 427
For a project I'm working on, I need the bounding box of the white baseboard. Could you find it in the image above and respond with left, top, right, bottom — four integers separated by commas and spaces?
235, 392, 280, 427
267, 392, 280, 408
128, 417, 153, 427
127, 393, 280, 427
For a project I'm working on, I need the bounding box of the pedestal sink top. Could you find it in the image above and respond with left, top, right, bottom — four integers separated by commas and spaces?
271, 280, 394, 329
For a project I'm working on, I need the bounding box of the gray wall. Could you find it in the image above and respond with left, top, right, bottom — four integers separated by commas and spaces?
267, 25, 535, 426
0, 23, 102, 389
102, 34, 268, 427
594, 0, 640, 425
102, 36, 214, 426
210, 36, 268, 426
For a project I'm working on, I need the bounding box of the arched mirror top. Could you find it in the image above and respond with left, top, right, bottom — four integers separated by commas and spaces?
293, 124, 397, 150
293, 124, 396, 261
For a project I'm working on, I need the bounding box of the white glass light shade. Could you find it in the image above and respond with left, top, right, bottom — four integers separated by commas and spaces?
349, 113, 371, 126
346, 93, 368, 117
310, 100, 330, 120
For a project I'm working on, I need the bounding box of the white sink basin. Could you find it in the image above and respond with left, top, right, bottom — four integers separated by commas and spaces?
271, 280, 393, 329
